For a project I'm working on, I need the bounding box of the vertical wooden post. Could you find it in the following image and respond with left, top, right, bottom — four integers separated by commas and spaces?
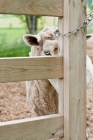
58, 17, 64, 140
58, 17, 64, 115
63, 0, 86, 140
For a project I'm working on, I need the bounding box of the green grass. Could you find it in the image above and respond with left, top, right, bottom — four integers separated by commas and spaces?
0, 28, 30, 57
0, 28, 26, 40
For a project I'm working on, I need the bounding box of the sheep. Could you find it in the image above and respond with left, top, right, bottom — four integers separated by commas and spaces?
23, 26, 59, 117
86, 55, 93, 87
23, 26, 93, 140
85, 34, 93, 87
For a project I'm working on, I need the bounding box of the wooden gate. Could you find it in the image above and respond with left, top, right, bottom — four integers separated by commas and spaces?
0, 0, 86, 140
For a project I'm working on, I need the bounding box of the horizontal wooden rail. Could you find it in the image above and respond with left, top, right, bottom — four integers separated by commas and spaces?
0, 0, 63, 16
0, 114, 63, 140
0, 56, 63, 83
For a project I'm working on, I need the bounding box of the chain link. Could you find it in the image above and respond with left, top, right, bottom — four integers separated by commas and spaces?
54, 12, 93, 37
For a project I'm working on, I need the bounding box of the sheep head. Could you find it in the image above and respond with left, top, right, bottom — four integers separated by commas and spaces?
23, 26, 60, 56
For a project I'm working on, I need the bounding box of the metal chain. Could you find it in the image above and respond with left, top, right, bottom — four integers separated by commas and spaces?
54, 11, 93, 37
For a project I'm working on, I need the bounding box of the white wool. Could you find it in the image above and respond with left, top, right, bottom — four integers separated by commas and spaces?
86, 55, 93, 86
38, 26, 58, 40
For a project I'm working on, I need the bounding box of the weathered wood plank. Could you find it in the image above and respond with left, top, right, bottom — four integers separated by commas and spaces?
58, 17, 64, 115
0, 114, 64, 140
63, 0, 86, 140
0, 0, 63, 16
0, 56, 63, 83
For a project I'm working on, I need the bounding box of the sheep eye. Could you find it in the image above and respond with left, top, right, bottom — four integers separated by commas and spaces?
55, 47, 58, 51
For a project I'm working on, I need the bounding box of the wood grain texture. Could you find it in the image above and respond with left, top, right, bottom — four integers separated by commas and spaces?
63, 0, 86, 140
58, 17, 64, 115
0, 0, 63, 16
0, 56, 63, 83
0, 114, 64, 140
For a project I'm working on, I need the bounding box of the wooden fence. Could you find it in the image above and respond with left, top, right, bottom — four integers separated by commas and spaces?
0, 0, 86, 140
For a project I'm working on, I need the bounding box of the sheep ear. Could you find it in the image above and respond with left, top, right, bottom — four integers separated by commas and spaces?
86, 35, 92, 40
23, 34, 41, 46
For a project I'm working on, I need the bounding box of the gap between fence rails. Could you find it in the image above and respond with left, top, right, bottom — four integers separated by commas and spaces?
1, 12, 92, 55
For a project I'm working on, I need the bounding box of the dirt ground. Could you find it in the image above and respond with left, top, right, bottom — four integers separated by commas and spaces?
0, 81, 93, 139
87, 84, 93, 139
0, 82, 32, 122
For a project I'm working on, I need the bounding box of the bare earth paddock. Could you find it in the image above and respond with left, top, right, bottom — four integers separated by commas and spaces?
0, 81, 92, 139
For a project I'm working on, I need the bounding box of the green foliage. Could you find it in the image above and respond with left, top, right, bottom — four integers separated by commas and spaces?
13, 15, 37, 33
87, 0, 93, 7
14, 15, 30, 31
87, 0, 93, 10
14, 15, 46, 34
87, 0, 93, 34
0, 28, 30, 57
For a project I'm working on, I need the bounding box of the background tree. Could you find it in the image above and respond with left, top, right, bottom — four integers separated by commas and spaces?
15, 15, 38, 34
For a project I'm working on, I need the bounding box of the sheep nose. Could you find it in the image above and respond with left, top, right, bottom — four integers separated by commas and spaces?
44, 49, 51, 55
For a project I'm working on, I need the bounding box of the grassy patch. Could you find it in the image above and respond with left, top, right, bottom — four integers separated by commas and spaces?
0, 28, 30, 57
0, 15, 24, 28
